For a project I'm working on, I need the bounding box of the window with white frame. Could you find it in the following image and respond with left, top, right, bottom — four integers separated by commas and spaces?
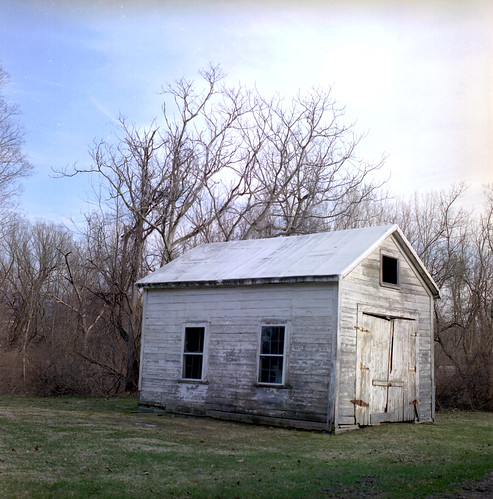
182, 326, 205, 380
258, 325, 286, 385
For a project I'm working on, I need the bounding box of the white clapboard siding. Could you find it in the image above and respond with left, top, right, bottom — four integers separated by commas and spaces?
139, 283, 338, 429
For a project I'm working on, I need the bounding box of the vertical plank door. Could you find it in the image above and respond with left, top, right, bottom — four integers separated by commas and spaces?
356, 313, 417, 426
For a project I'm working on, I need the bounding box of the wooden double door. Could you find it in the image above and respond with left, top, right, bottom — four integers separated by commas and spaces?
355, 312, 417, 426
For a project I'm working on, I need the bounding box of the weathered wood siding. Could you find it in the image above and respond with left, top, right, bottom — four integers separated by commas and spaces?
335, 233, 435, 430
139, 283, 338, 430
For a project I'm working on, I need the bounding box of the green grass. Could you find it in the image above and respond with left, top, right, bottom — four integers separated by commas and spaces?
0, 397, 491, 498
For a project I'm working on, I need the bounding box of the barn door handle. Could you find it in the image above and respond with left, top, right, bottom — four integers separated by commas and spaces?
372, 380, 404, 387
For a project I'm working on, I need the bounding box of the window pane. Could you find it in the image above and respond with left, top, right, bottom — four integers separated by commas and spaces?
382, 255, 399, 285
183, 354, 203, 379
261, 326, 285, 355
184, 327, 204, 353
259, 355, 284, 384
183, 327, 205, 380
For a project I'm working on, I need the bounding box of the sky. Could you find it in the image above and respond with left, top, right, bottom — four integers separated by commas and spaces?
0, 0, 492, 224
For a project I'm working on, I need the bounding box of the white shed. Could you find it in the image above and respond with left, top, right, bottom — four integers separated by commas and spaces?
136, 224, 439, 431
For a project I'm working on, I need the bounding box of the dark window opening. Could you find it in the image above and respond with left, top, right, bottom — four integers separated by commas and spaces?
259, 325, 285, 384
183, 327, 205, 380
381, 255, 399, 286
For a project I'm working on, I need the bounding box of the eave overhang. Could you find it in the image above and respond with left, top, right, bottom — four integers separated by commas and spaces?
136, 274, 340, 289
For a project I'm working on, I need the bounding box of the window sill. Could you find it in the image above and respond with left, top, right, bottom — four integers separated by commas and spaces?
178, 379, 209, 385
380, 282, 400, 290
255, 383, 291, 389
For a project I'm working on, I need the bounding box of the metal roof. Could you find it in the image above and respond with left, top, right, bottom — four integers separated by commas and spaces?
136, 224, 440, 297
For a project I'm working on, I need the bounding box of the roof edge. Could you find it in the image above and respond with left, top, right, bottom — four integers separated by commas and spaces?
338, 224, 440, 299
338, 224, 398, 279
136, 274, 340, 289
392, 226, 440, 299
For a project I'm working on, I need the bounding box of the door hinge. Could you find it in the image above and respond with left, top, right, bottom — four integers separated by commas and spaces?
355, 326, 370, 333
350, 399, 369, 408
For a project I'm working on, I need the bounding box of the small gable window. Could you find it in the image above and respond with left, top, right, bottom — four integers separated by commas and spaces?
381, 254, 399, 287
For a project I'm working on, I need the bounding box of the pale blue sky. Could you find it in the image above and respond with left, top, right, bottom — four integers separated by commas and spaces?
1, 0, 492, 223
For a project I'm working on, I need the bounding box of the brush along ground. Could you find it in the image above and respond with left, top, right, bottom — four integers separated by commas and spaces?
0, 397, 491, 498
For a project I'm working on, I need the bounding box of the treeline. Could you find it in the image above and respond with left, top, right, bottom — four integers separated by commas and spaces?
0, 65, 491, 410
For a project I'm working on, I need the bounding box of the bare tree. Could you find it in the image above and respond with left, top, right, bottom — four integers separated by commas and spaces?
362, 184, 493, 410
197, 87, 387, 240
244, 90, 385, 237
56, 66, 387, 392
49, 210, 132, 393
0, 215, 130, 395
63, 65, 256, 266
0, 218, 71, 388
56, 66, 256, 390
431, 186, 493, 410
66, 66, 387, 252
79, 208, 143, 392
0, 65, 32, 219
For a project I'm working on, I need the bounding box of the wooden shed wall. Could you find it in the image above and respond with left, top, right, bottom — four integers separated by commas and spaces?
335, 233, 435, 429
139, 283, 338, 429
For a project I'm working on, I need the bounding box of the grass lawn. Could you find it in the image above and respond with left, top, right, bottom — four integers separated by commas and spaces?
0, 397, 491, 498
